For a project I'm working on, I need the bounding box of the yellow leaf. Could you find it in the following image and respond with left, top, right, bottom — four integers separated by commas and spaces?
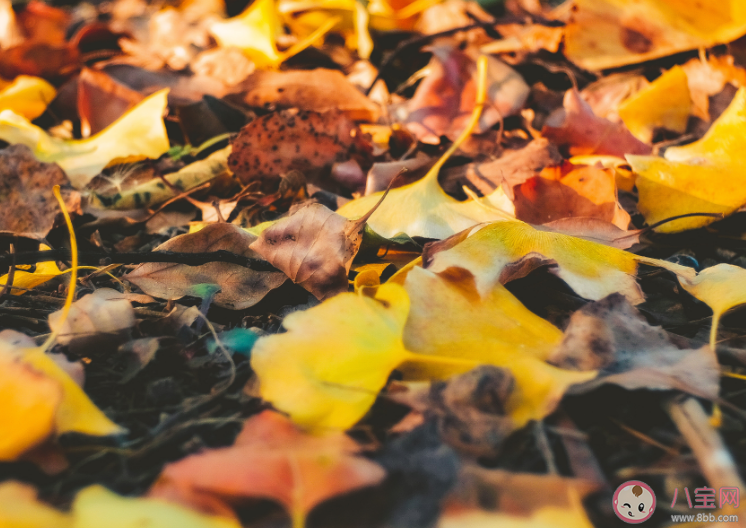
210, 0, 283, 67
565, 0, 746, 71
618, 65, 691, 142
627, 87, 746, 232
0, 75, 56, 120
0, 89, 169, 189
73, 485, 241, 528
425, 220, 693, 304
0, 358, 61, 460
251, 283, 412, 431
21, 349, 124, 437
400, 267, 594, 426
677, 263, 746, 350
338, 55, 515, 239
0, 481, 73, 528
439, 506, 594, 528
0, 245, 64, 295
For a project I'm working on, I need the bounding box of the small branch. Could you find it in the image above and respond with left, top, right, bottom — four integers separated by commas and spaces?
0, 250, 279, 272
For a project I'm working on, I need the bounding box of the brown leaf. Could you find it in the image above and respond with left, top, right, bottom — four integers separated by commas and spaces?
550, 293, 720, 399
238, 69, 381, 122
250, 195, 384, 300
399, 44, 529, 144
0, 41, 78, 81
148, 410, 386, 523
0, 144, 81, 239
228, 109, 371, 188
537, 218, 641, 249
440, 138, 562, 198
78, 68, 144, 136
542, 89, 652, 157
125, 223, 287, 310
513, 162, 630, 229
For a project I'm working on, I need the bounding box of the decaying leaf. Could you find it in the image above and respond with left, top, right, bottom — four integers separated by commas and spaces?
126, 223, 287, 310
48, 288, 136, 348
150, 410, 386, 526
542, 89, 651, 158
0, 74, 55, 119
398, 45, 529, 144
423, 220, 692, 304
249, 197, 382, 300
512, 162, 630, 229
0, 89, 170, 188
0, 144, 81, 239
239, 68, 380, 122
228, 109, 370, 188
564, 0, 746, 71
551, 294, 720, 399
617, 65, 692, 142
628, 87, 746, 233
78, 67, 144, 137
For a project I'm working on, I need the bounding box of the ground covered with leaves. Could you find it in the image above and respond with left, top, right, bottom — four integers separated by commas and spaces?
4, 0, 746, 526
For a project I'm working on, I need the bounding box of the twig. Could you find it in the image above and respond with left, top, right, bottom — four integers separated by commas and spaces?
0, 249, 280, 272
0, 243, 16, 299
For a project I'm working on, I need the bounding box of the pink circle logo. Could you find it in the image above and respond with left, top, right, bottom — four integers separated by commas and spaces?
613, 480, 656, 523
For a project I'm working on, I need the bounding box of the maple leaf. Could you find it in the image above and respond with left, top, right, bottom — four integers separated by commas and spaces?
149, 410, 386, 528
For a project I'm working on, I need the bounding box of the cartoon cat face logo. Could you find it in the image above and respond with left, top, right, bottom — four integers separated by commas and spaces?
613, 480, 656, 523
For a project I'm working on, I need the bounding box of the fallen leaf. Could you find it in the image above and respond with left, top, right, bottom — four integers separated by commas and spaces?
126, 223, 287, 310
542, 89, 652, 158
0, 88, 170, 188
401, 267, 595, 426
398, 44, 529, 144
0, 358, 61, 460
0, 481, 72, 528
209, 0, 284, 67
627, 87, 746, 232
249, 200, 378, 300
0, 74, 55, 119
364, 152, 432, 195
0, 0, 23, 50
48, 288, 136, 348
513, 162, 630, 229
238, 68, 380, 122
676, 263, 746, 350
551, 293, 719, 399
74, 485, 241, 528
228, 109, 371, 189
150, 410, 385, 526
579, 72, 648, 122
0, 144, 81, 239
0, 244, 65, 295
77, 67, 144, 137
423, 220, 692, 304
439, 138, 563, 198
537, 217, 641, 249
618, 65, 692, 142
564, 0, 746, 71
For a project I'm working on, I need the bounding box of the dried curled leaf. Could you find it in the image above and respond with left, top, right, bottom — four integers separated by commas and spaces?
126, 223, 287, 310
627, 87, 746, 233
0, 89, 169, 188
150, 410, 386, 526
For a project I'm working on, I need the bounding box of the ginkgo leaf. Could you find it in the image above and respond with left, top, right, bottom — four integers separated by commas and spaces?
618, 65, 692, 142
401, 267, 595, 426
0, 481, 73, 528
338, 55, 515, 239
209, 0, 283, 67
677, 263, 746, 350
73, 485, 241, 528
0, 358, 61, 460
564, 0, 746, 71
251, 282, 413, 430
150, 410, 386, 528
0, 244, 65, 295
0, 75, 55, 119
627, 87, 746, 233
424, 220, 693, 305
0, 89, 169, 188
